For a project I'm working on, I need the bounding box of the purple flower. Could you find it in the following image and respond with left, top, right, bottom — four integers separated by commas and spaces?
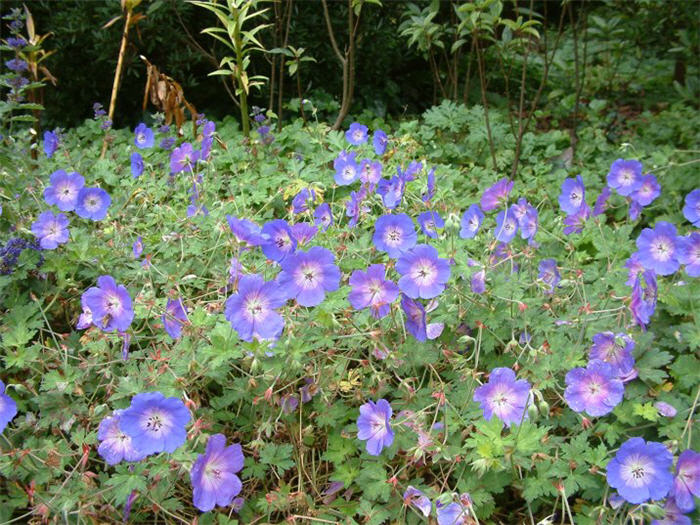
162, 298, 188, 340
480, 178, 513, 211
345, 189, 367, 228
75, 187, 111, 221
399, 161, 423, 182
471, 269, 486, 294
589, 332, 636, 379
494, 207, 519, 243
170, 143, 199, 173
225, 274, 286, 342
119, 392, 190, 455
43, 130, 59, 158
334, 150, 360, 186
160, 137, 175, 150
356, 399, 394, 456
629, 201, 643, 221
606, 437, 673, 504
373, 213, 417, 258
624, 252, 645, 286
376, 175, 405, 209
396, 244, 451, 299
630, 270, 657, 328
460, 204, 484, 239
228, 257, 243, 284
313, 203, 333, 232
131, 152, 144, 178
360, 159, 382, 189
677, 232, 700, 277
97, 410, 147, 465
134, 123, 154, 149
290, 223, 317, 246
43, 170, 85, 211
652, 498, 693, 525
292, 188, 315, 214
0, 380, 18, 433
636, 221, 681, 275
5, 58, 28, 72
31, 211, 70, 249
564, 360, 624, 417
279, 395, 298, 414
226, 215, 267, 247
121, 332, 130, 361
654, 401, 677, 418
538, 258, 560, 294
593, 186, 612, 216
607, 159, 643, 196
403, 486, 431, 517
683, 189, 700, 227
132, 236, 143, 258
123, 491, 138, 522
81, 275, 134, 332
6, 36, 27, 49
348, 264, 399, 319
473, 367, 531, 427
401, 295, 442, 341
346, 122, 368, 145
436, 496, 472, 525
278, 247, 340, 307
631, 174, 660, 206
422, 167, 436, 203
373, 129, 388, 155
190, 434, 244, 512
417, 211, 444, 239
559, 175, 586, 214
671, 449, 700, 513
563, 203, 591, 235
261, 219, 297, 262
516, 200, 538, 241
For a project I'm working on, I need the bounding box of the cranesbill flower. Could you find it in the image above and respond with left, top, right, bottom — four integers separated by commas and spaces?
31, 211, 70, 249
43, 130, 59, 158
278, 247, 340, 307
346, 189, 367, 228
0, 380, 17, 433
607, 159, 643, 196
494, 207, 519, 243
131, 152, 144, 178
473, 367, 531, 428
226, 215, 267, 247
360, 159, 382, 189
356, 399, 394, 456
593, 186, 612, 216
624, 252, 645, 286
629, 201, 643, 221
97, 410, 147, 465
43, 170, 84, 211
290, 223, 317, 246
377, 175, 405, 209
403, 486, 431, 517
373, 213, 417, 258
538, 258, 560, 294
313, 203, 333, 232
6, 36, 27, 49
654, 401, 677, 418
132, 236, 143, 258
373, 129, 388, 155
606, 437, 673, 504
636, 221, 680, 275
348, 264, 399, 319
481, 178, 513, 211
671, 449, 700, 513
5, 58, 28, 72
563, 203, 591, 235
397, 244, 451, 299
436, 494, 473, 525
417, 211, 444, 239
334, 150, 360, 186
564, 360, 624, 417
519, 204, 538, 242
82, 275, 134, 332
170, 143, 199, 174
652, 498, 693, 525
292, 188, 315, 214
75, 187, 111, 221
630, 269, 657, 328
677, 232, 700, 277
559, 175, 586, 214
683, 189, 700, 227
399, 161, 423, 182
631, 174, 660, 206
346, 122, 368, 145
422, 167, 436, 203
119, 392, 190, 455
134, 123, 154, 149
163, 298, 188, 340
471, 269, 486, 294
589, 332, 635, 379
225, 274, 286, 341
261, 219, 297, 262
460, 204, 484, 239
190, 433, 244, 512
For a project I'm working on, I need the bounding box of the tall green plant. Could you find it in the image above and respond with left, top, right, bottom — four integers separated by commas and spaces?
190, 0, 270, 137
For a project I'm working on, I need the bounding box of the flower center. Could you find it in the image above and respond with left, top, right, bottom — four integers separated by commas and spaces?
386, 227, 402, 246
652, 239, 672, 261
587, 381, 602, 395
146, 413, 164, 432
137, 133, 145, 143
86, 197, 99, 211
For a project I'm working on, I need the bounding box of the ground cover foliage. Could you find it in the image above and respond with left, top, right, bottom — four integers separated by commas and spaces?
1, 1, 699, 525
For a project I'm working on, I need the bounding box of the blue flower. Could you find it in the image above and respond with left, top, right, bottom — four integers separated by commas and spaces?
97, 410, 147, 465
119, 392, 191, 455
636, 221, 681, 276
346, 122, 368, 145
225, 274, 287, 342
422, 167, 436, 203
334, 150, 360, 186
606, 437, 673, 504
683, 189, 700, 227
417, 211, 444, 239
473, 368, 531, 428
191, 434, 244, 512
348, 264, 399, 319
494, 207, 519, 243
607, 159, 643, 196
277, 247, 341, 307
134, 123, 154, 149
396, 244, 451, 299
43, 170, 85, 211
81, 276, 134, 332
131, 152, 144, 178
75, 187, 111, 221
564, 360, 624, 417
460, 204, 484, 239
376, 175, 405, 209
678, 232, 700, 277
538, 259, 560, 294
43, 130, 59, 158
0, 380, 18, 433
313, 203, 333, 232
372, 213, 416, 258
163, 298, 188, 340
31, 211, 70, 250
261, 219, 296, 262
373, 129, 388, 155
559, 175, 586, 214
356, 399, 393, 456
